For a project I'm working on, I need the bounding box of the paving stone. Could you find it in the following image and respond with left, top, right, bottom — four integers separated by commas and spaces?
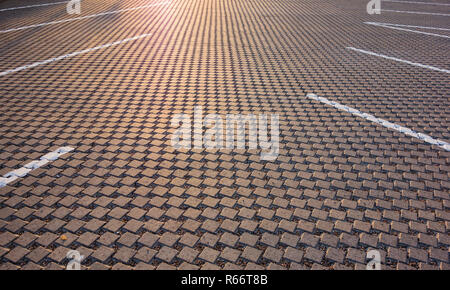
359, 233, 378, 248
48, 246, 70, 263
112, 263, 133, 270
300, 232, 319, 247
239, 232, 259, 247
263, 247, 284, 263
14, 232, 37, 247
113, 247, 136, 264
223, 263, 243, 270
408, 248, 428, 263
244, 262, 265, 270
201, 262, 221, 270
0, 232, 17, 246
241, 246, 262, 263
280, 232, 299, 247
117, 232, 139, 247
155, 246, 178, 263
379, 233, 398, 247
219, 232, 239, 247
267, 263, 286, 270
156, 263, 177, 270
199, 232, 220, 247
26, 246, 50, 263
387, 247, 407, 263
98, 232, 119, 246
320, 233, 339, 247
177, 247, 199, 263
399, 233, 418, 247
137, 232, 159, 248
326, 248, 345, 264
45, 262, 65, 270
5, 246, 29, 263
260, 232, 279, 247
198, 247, 220, 263
259, 219, 278, 233
76, 232, 99, 247
429, 248, 448, 263
346, 248, 366, 264
284, 247, 304, 263
22, 262, 42, 270
304, 247, 324, 263
0, 0, 449, 271
220, 247, 241, 263
92, 246, 115, 262
0, 262, 19, 270
333, 263, 353, 270
311, 263, 328, 270
178, 262, 199, 270
134, 247, 157, 263
89, 262, 110, 270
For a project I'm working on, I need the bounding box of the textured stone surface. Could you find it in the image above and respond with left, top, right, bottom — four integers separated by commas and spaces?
0, 0, 448, 270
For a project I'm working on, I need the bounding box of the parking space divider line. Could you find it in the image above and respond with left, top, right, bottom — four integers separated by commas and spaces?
381, 9, 450, 16
382, 0, 450, 6
306, 94, 450, 152
0, 33, 152, 77
365, 22, 450, 31
0, 1, 68, 12
365, 22, 450, 39
0, 147, 75, 188
0, 1, 170, 33
346, 47, 450, 74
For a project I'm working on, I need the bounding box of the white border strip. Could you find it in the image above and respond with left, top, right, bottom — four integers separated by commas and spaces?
0, 1, 68, 12
365, 22, 450, 31
0, 33, 152, 77
383, 0, 450, 6
365, 22, 450, 39
381, 9, 450, 16
0, 2, 169, 33
306, 94, 450, 151
0, 147, 74, 188
346, 47, 450, 74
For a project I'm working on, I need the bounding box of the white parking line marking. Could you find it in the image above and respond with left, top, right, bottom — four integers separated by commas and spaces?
383, 0, 450, 6
381, 9, 450, 16
0, 1, 68, 12
0, 147, 74, 188
365, 22, 450, 31
0, 33, 152, 77
365, 22, 450, 39
0, 1, 169, 33
346, 47, 450, 74
306, 94, 450, 152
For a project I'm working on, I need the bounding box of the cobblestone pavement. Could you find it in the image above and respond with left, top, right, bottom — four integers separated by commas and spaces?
0, 0, 449, 270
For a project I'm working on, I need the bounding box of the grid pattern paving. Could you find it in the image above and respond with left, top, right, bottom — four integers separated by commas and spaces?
0, 0, 449, 270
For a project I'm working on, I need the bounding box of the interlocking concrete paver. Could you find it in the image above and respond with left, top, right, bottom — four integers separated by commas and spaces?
0, 0, 448, 271
198, 247, 220, 264
135, 247, 157, 263
92, 246, 115, 263
305, 247, 325, 264
241, 247, 262, 264
263, 247, 284, 263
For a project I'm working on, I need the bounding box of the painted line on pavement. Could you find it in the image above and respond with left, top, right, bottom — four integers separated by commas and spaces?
0, 147, 74, 188
381, 9, 450, 16
0, 1, 169, 33
365, 22, 450, 31
382, 0, 450, 6
306, 94, 450, 151
0, 1, 68, 12
365, 22, 450, 39
346, 47, 450, 74
0, 33, 152, 77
